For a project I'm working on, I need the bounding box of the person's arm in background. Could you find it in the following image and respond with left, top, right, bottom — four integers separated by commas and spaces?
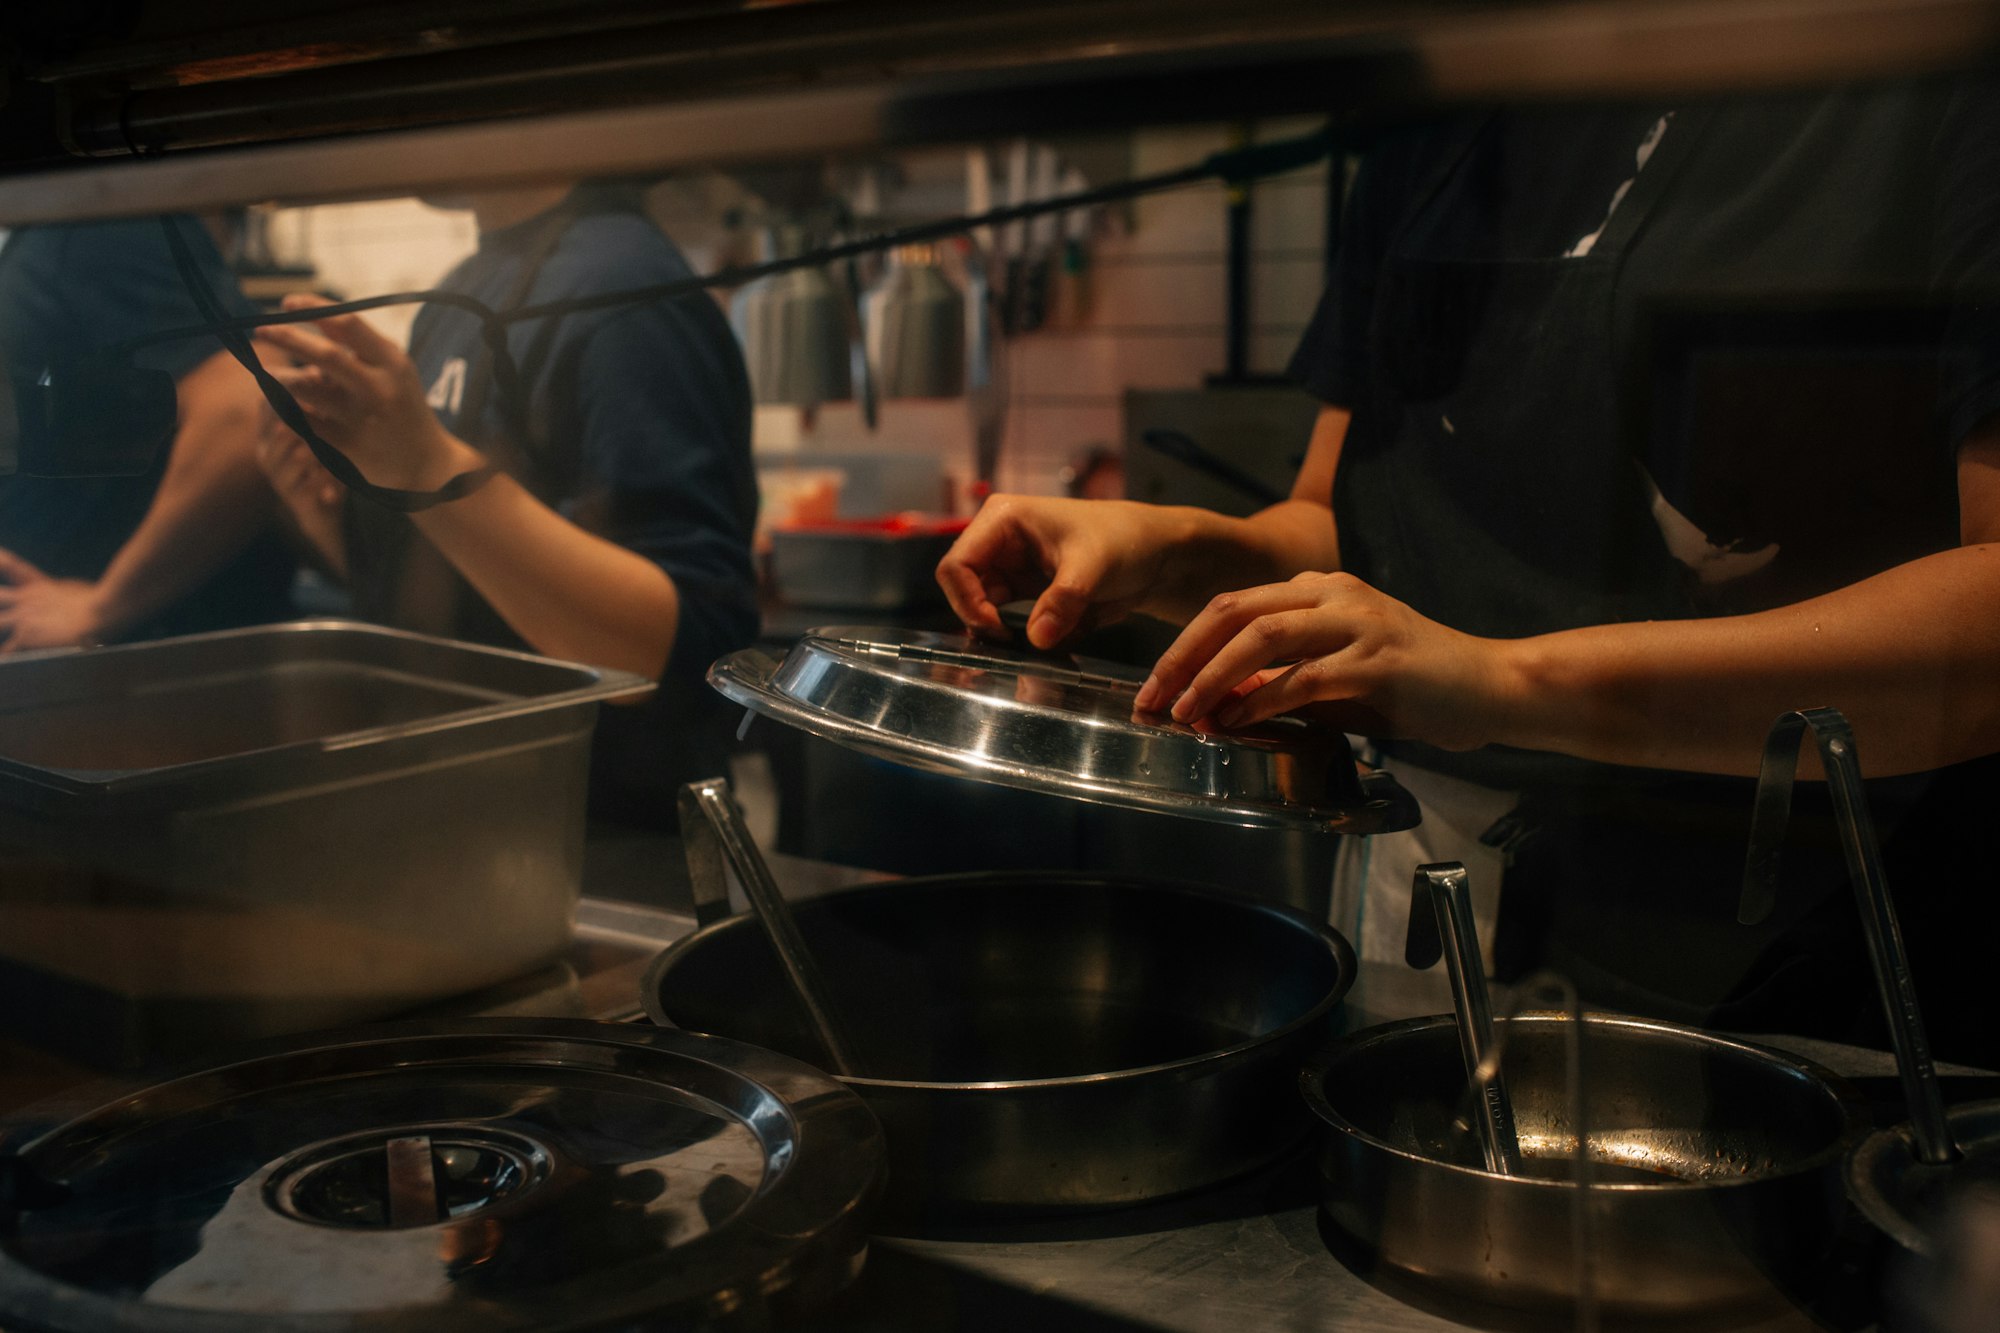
934, 404, 1348, 649
254, 294, 687, 679
0, 348, 276, 650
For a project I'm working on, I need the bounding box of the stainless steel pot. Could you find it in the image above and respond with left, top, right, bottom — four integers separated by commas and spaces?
1303, 1013, 1865, 1320
642, 872, 1356, 1220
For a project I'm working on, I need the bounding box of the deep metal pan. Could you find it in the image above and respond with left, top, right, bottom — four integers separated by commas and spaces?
642, 871, 1356, 1222
1303, 1013, 1865, 1320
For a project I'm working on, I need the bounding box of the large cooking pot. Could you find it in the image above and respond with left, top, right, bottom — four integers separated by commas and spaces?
643, 871, 1355, 1220
1303, 1013, 1865, 1321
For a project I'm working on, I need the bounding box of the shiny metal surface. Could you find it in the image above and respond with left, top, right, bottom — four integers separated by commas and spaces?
644, 872, 1356, 1219
1743, 706, 1956, 1165
0, 621, 649, 1066
1849, 1101, 2000, 1256
1303, 1014, 1864, 1320
0, 1019, 883, 1331
1404, 863, 1521, 1176
678, 778, 864, 1076
710, 627, 1420, 834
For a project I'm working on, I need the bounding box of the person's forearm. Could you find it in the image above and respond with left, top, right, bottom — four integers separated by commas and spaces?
92, 356, 276, 639
1486, 543, 2000, 777
411, 468, 680, 679
1142, 498, 1344, 625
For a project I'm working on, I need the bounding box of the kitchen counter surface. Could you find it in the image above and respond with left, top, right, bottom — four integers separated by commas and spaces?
3, 848, 1986, 1332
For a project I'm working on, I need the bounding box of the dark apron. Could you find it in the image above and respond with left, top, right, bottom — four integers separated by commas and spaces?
345, 200, 589, 645
1346, 110, 1967, 1049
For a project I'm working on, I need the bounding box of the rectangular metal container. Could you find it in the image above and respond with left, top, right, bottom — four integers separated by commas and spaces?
768, 519, 966, 611
0, 620, 650, 1065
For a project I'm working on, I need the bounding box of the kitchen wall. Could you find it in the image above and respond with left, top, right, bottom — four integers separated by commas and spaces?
274, 118, 1331, 503
765, 119, 1332, 501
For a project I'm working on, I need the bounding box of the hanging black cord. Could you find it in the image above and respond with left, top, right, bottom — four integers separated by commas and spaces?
160, 217, 499, 512
144, 127, 1335, 509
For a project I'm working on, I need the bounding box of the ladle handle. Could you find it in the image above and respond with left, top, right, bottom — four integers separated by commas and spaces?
679, 778, 863, 1077
1408, 862, 1523, 1175
1739, 708, 1954, 1166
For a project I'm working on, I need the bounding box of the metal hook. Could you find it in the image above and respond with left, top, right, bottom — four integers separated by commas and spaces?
1738, 706, 1955, 1166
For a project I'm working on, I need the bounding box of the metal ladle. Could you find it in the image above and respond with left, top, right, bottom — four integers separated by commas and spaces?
1738, 706, 2000, 1259
1405, 861, 1523, 1175
1738, 707, 1955, 1165
679, 777, 863, 1076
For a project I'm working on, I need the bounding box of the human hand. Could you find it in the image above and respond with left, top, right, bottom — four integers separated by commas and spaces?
935, 495, 1175, 649
1134, 571, 1514, 751
0, 548, 109, 652
253, 294, 484, 491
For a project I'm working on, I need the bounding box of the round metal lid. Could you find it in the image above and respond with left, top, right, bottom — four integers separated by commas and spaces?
0, 1019, 883, 1332
711, 626, 1419, 833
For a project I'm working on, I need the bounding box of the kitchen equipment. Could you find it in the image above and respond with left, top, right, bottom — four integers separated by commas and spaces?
731, 224, 851, 409
1739, 706, 2000, 1258
0, 1019, 884, 1331
709, 626, 1419, 834
644, 866, 1356, 1220
1405, 861, 1522, 1175
0, 620, 649, 1065
864, 243, 966, 398
1305, 858, 1864, 1320
678, 777, 861, 1076
1304, 1012, 1863, 1320
767, 515, 968, 611
1139, 428, 1286, 507
1124, 387, 1316, 518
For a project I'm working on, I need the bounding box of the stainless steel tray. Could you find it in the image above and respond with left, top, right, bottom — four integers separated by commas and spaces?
0, 621, 653, 1063
711, 627, 1418, 833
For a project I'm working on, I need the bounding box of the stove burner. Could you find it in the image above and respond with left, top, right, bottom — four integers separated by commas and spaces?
269, 1126, 551, 1229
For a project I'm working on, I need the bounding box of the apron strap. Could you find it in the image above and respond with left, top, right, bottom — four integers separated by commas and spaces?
1588, 105, 1716, 263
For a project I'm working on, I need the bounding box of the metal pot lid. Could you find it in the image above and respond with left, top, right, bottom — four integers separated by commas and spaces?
711, 626, 1419, 833
0, 1019, 883, 1332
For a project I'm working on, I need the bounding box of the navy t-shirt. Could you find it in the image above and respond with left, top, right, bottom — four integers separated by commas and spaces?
360, 196, 759, 828
0, 218, 294, 634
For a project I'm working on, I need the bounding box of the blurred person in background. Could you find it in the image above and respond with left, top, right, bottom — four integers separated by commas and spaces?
255, 181, 758, 830
0, 215, 294, 649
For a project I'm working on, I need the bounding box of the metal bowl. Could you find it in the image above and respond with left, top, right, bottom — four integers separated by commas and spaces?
1302, 1013, 1865, 1320
643, 872, 1356, 1221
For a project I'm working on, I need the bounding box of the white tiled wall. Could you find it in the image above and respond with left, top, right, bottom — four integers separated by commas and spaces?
776, 120, 1332, 501
268, 199, 479, 346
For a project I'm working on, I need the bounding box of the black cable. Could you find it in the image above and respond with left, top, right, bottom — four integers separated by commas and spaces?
159, 218, 499, 511
140, 125, 1335, 509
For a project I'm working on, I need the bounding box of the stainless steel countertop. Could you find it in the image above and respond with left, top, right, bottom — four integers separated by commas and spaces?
568, 854, 1960, 1333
